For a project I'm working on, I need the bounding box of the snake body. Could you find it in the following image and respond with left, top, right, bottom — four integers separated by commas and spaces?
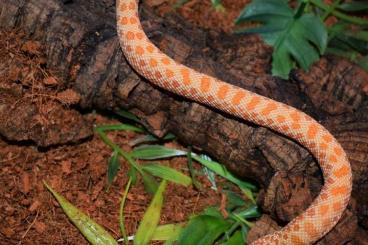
116, 1, 352, 244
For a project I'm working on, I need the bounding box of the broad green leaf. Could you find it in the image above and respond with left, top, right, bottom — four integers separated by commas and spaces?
134, 180, 167, 245
192, 154, 257, 191
142, 172, 159, 194
236, 0, 327, 78
142, 163, 192, 186
220, 231, 243, 245
151, 223, 184, 241
177, 215, 231, 245
131, 145, 187, 160
202, 207, 224, 218
44, 182, 118, 245
107, 150, 120, 189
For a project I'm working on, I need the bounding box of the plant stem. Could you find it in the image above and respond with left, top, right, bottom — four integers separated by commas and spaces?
310, 0, 368, 25
321, 0, 343, 21
95, 128, 143, 174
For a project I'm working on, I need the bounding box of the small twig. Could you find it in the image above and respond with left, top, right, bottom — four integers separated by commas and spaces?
18, 210, 39, 244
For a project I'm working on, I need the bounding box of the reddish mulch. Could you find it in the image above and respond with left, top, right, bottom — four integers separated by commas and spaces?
0, 1, 249, 244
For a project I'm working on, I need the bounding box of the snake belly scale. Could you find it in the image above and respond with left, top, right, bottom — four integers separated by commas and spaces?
116, 0, 352, 244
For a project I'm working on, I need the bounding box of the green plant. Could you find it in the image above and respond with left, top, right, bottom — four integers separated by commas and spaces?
236, 0, 368, 79
45, 110, 259, 244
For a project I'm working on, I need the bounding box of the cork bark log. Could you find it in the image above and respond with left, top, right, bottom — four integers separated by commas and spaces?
1, 0, 368, 243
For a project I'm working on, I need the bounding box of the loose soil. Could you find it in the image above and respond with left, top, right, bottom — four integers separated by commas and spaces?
0, 1, 250, 244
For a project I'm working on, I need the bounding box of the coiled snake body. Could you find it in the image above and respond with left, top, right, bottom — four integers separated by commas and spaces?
116, 1, 352, 244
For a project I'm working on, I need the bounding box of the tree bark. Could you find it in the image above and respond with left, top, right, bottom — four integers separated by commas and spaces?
1, 0, 368, 243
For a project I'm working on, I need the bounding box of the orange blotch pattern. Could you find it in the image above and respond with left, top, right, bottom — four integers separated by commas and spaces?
307, 123, 319, 139
146, 45, 155, 53
149, 58, 158, 67
120, 17, 128, 25
130, 17, 138, 24
200, 77, 211, 93
261, 102, 277, 116
180, 68, 191, 85
136, 32, 144, 40
333, 165, 350, 178
331, 186, 348, 196
166, 69, 174, 78
246, 96, 261, 110
128, 2, 136, 10
135, 46, 144, 55
232, 90, 246, 105
217, 84, 229, 99
161, 57, 171, 65
126, 31, 135, 40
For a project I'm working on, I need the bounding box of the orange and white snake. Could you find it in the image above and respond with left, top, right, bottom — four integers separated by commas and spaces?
116, 0, 352, 244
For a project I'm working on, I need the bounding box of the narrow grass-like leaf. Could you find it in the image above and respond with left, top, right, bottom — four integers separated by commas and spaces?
44, 182, 118, 245
131, 145, 187, 160
235, 205, 261, 219
119, 178, 132, 245
241, 187, 256, 204
129, 134, 176, 147
106, 150, 120, 190
142, 163, 192, 187
338, 1, 368, 12
116, 110, 142, 124
134, 180, 167, 245
192, 154, 257, 191
95, 124, 144, 133
187, 149, 202, 190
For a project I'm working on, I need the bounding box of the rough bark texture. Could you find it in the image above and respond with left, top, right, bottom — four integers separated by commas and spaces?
1, 0, 368, 243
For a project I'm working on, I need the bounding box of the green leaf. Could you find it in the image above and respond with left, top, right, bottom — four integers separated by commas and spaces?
44, 182, 118, 245
235, 205, 261, 219
220, 231, 243, 245
177, 215, 231, 245
115, 110, 142, 124
236, 0, 327, 78
338, 1, 368, 12
134, 180, 167, 245
192, 154, 257, 191
211, 0, 225, 12
129, 133, 176, 147
119, 178, 132, 245
241, 187, 256, 204
131, 145, 187, 160
224, 191, 246, 210
95, 124, 144, 133
142, 163, 192, 187
187, 149, 202, 190
106, 150, 120, 189
128, 167, 138, 185
151, 223, 184, 241
142, 172, 159, 195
